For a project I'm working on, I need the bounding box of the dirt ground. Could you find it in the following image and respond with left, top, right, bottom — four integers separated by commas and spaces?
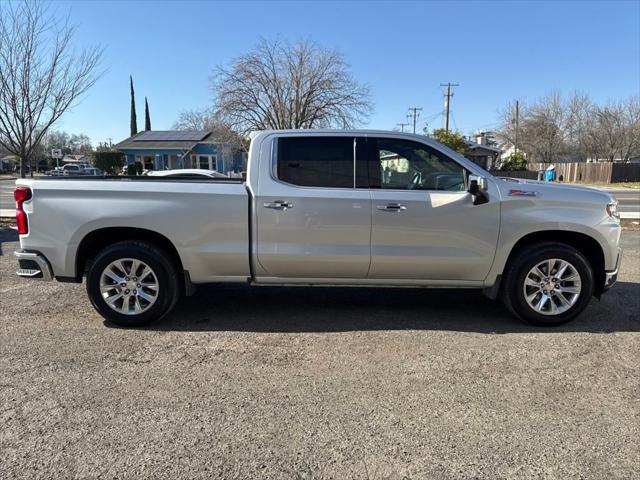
1, 229, 639, 479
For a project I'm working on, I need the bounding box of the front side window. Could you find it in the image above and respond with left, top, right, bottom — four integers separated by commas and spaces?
374, 138, 465, 191
277, 137, 353, 188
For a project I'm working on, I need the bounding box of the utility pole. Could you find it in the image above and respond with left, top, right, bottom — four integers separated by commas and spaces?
407, 107, 422, 134
440, 82, 459, 133
396, 122, 410, 133
514, 100, 519, 153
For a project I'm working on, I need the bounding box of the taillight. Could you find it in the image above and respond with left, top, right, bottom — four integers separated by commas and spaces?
14, 186, 32, 235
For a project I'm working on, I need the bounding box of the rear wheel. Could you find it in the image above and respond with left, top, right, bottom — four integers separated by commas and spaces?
502, 243, 594, 326
87, 241, 180, 327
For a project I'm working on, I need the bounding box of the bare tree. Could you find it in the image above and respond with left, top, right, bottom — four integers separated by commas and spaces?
592, 101, 626, 162
522, 91, 568, 163
499, 92, 640, 164
173, 108, 249, 151
564, 92, 595, 162
0, 1, 102, 177
585, 96, 640, 162
496, 99, 522, 149
44, 130, 92, 155
617, 95, 640, 161
497, 93, 567, 164
210, 39, 372, 135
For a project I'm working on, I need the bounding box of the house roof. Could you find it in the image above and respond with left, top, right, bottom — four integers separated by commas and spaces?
114, 130, 213, 151
465, 142, 502, 155
62, 154, 91, 162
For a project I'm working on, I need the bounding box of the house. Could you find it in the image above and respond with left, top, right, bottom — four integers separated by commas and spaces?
114, 130, 245, 174
0, 154, 19, 173
465, 133, 502, 170
62, 154, 92, 164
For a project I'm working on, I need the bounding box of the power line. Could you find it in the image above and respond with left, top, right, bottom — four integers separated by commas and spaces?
396, 122, 410, 132
440, 82, 459, 133
407, 107, 422, 134
422, 111, 444, 132
450, 111, 458, 131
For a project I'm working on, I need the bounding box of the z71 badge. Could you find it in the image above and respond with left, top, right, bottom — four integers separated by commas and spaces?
509, 189, 538, 197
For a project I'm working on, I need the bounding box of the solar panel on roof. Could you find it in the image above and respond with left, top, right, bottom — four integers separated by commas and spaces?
133, 131, 209, 142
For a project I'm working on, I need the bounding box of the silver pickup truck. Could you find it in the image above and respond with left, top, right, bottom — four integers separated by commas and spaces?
14, 130, 622, 327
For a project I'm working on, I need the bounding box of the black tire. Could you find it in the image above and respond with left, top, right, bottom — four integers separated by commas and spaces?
502, 242, 594, 326
86, 241, 180, 327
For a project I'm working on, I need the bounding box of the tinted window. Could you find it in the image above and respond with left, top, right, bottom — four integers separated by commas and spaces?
277, 137, 353, 188
374, 138, 465, 191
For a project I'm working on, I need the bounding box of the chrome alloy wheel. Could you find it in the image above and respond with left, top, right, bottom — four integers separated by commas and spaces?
99, 258, 159, 315
523, 258, 582, 316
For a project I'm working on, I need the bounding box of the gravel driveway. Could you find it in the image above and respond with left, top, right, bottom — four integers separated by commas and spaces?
1, 230, 638, 479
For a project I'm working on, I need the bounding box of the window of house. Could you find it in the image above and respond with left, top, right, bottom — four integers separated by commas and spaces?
277, 137, 354, 188
373, 138, 465, 191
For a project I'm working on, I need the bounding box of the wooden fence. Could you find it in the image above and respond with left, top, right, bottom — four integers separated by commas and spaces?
610, 163, 640, 182
489, 170, 539, 180
492, 163, 640, 184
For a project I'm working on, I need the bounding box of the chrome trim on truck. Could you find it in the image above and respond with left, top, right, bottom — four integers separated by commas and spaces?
15, 250, 53, 281
604, 248, 622, 290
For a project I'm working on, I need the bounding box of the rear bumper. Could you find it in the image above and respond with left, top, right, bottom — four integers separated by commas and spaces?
603, 248, 622, 291
15, 250, 53, 281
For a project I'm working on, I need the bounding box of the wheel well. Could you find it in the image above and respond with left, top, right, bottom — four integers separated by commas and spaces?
506, 231, 605, 295
75, 227, 184, 281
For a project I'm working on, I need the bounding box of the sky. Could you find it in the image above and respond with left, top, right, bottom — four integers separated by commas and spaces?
50, 0, 640, 145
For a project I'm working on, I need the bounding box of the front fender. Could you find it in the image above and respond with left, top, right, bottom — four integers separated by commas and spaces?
485, 198, 621, 286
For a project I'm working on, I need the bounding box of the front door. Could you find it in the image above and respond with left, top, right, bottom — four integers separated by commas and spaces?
367, 137, 500, 281
255, 136, 371, 279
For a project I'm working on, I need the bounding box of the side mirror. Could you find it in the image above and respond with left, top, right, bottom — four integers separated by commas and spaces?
468, 174, 489, 205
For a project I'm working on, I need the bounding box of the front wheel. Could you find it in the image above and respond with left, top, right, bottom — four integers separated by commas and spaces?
502, 243, 595, 326
86, 241, 180, 327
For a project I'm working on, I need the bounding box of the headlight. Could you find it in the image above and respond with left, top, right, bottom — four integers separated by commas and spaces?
606, 202, 620, 221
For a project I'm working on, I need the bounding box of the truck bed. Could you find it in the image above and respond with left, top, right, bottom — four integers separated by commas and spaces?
39, 175, 245, 183
16, 176, 251, 283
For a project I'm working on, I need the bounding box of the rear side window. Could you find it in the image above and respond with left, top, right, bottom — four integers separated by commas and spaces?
277, 137, 353, 188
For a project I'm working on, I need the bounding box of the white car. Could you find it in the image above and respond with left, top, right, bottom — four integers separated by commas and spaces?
61, 164, 86, 176
147, 169, 228, 178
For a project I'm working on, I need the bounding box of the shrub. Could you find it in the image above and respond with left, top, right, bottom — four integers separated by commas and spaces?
92, 151, 125, 174
501, 151, 527, 171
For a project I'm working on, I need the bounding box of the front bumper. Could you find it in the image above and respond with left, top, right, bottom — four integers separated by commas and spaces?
15, 250, 53, 281
603, 248, 622, 291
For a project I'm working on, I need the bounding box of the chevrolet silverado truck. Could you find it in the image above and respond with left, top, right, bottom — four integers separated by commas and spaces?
13, 130, 622, 327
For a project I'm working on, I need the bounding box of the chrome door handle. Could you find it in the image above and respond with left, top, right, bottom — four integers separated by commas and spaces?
264, 200, 293, 210
376, 203, 407, 212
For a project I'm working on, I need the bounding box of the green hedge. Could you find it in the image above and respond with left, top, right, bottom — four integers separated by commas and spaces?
92, 151, 125, 174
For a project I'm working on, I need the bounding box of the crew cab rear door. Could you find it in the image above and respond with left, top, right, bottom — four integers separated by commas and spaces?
254, 135, 371, 279
365, 136, 500, 281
